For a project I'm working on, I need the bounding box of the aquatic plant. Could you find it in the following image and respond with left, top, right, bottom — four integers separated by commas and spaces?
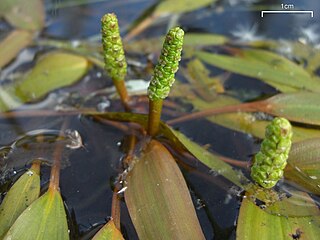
0, 1, 320, 240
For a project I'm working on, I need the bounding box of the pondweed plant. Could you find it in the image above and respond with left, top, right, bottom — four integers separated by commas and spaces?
1, 2, 320, 240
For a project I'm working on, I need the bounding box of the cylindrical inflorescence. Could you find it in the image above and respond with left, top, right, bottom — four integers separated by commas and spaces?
147, 27, 184, 100
251, 117, 292, 188
101, 13, 127, 81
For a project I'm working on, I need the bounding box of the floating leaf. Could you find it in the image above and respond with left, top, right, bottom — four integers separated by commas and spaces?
196, 49, 320, 93
184, 58, 222, 101
154, 0, 215, 15
237, 193, 320, 240
126, 33, 227, 54
0, 163, 40, 238
92, 220, 124, 240
125, 140, 205, 240
245, 184, 320, 217
0, 0, 45, 31
285, 138, 320, 195
0, 30, 33, 69
264, 92, 320, 126
184, 33, 228, 47
4, 188, 69, 240
13, 51, 90, 102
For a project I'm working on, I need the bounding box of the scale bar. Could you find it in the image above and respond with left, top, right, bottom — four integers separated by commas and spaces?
261, 10, 314, 18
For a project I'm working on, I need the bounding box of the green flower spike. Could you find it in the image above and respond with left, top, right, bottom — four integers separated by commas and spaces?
101, 13, 130, 109
251, 117, 292, 188
148, 27, 184, 100
101, 13, 127, 81
147, 27, 184, 136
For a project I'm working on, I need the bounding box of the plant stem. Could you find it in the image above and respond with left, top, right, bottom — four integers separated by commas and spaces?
111, 183, 121, 229
30, 161, 41, 175
148, 99, 163, 136
124, 15, 156, 42
48, 121, 69, 191
167, 101, 267, 125
113, 79, 130, 111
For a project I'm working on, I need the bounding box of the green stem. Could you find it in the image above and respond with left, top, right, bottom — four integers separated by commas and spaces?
113, 79, 130, 111
148, 99, 163, 136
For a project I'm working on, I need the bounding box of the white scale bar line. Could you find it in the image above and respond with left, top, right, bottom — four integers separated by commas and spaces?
261, 10, 314, 18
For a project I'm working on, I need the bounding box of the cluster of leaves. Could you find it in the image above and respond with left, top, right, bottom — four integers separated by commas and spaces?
0, 0, 320, 240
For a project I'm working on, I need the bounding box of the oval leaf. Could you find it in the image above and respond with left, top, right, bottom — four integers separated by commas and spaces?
4, 189, 69, 240
13, 51, 90, 102
0, 0, 44, 31
0, 163, 40, 238
125, 140, 205, 240
92, 220, 124, 240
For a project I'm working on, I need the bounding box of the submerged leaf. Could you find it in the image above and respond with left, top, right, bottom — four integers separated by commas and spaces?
0, 163, 40, 238
4, 188, 69, 240
172, 130, 250, 189
13, 51, 90, 102
92, 220, 124, 240
237, 193, 320, 240
265, 92, 320, 126
285, 138, 320, 195
0, 0, 44, 31
196, 49, 320, 93
125, 140, 205, 240
190, 95, 320, 142
154, 0, 215, 15
0, 30, 33, 69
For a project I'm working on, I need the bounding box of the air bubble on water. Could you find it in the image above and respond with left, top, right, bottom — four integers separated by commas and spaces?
196, 199, 205, 210
295, 166, 302, 172
224, 194, 232, 204
209, 169, 220, 177
116, 141, 122, 147
117, 186, 127, 194
97, 100, 111, 112
96, 72, 102, 78
71, 40, 81, 48
83, 75, 91, 83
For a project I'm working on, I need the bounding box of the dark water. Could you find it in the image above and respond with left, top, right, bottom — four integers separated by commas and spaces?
1, 0, 319, 239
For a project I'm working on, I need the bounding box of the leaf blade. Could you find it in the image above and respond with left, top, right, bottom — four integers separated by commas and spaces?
125, 140, 205, 240
237, 194, 320, 240
92, 220, 124, 240
0, 0, 45, 31
4, 189, 69, 240
0, 164, 40, 238
0, 30, 33, 69
196, 50, 320, 92
13, 51, 90, 102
